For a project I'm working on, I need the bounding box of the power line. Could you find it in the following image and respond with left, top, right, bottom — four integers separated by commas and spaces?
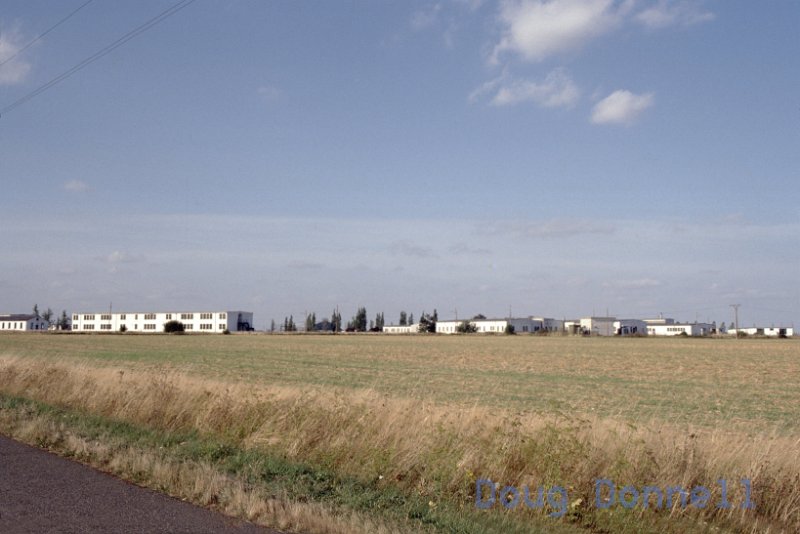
0, 0, 95, 68
0, 0, 197, 118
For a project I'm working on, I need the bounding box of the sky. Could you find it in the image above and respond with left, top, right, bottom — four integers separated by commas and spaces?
1, 0, 798, 329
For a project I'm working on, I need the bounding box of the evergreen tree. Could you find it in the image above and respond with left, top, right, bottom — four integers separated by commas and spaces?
354, 307, 367, 332
58, 310, 69, 330
399, 311, 407, 326
305, 312, 316, 332
409, 312, 414, 325
456, 320, 478, 333
33, 304, 40, 319
417, 312, 436, 333
42, 307, 53, 324
270, 319, 276, 332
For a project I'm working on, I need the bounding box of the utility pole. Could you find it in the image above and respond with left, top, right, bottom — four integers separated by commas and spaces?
730, 304, 740, 333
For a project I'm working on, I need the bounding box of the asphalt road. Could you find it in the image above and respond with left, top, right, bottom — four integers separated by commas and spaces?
0, 434, 279, 533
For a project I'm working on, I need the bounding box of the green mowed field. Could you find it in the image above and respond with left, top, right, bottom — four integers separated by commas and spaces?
2, 333, 798, 432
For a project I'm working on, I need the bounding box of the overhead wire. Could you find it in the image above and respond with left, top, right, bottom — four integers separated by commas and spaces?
0, 0, 95, 68
0, 0, 197, 117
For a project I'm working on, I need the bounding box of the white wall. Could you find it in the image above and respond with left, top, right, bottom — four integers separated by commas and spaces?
0, 316, 49, 331
71, 311, 254, 333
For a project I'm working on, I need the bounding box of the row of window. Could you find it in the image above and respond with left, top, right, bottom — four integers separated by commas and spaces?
75, 313, 230, 322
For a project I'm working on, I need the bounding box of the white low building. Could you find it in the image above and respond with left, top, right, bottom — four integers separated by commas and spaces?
0, 314, 50, 332
532, 317, 564, 332
382, 323, 420, 334
613, 319, 648, 336
579, 316, 617, 336
436, 317, 544, 334
729, 327, 794, 337
71, 311, 254, 333
647, 322, 714, 336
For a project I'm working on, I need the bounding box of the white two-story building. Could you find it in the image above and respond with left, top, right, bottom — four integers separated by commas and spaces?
71, 310, 254, 333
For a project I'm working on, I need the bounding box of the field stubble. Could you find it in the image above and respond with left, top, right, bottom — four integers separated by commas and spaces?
0, 333, 798, 533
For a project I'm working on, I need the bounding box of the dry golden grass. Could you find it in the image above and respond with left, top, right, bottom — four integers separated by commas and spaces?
1, 333, 798, 430
0, 407, 402, 534
1, 336, 799, 533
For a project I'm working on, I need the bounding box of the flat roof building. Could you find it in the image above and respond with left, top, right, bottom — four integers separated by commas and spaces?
71, 311, 254, 333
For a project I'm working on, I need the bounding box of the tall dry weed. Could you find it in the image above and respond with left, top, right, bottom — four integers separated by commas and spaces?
0, 356, 797, 532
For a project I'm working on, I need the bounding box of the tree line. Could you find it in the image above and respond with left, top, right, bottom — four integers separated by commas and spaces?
271, 308, 441, 333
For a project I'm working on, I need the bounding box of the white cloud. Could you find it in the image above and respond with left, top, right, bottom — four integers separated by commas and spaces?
486, 68, 580, 108
390, 240, 438, 259
0, 28, 32, 86
107, 251, 144, 264
411, 3, 443, 31
484, 218, 616, 239
635, 0, 715, 29
492, 0, 627, 63
602, 278, 662, 290
591, 89, 654, 124
64, 180, 89, 192
257, 85, 281, 102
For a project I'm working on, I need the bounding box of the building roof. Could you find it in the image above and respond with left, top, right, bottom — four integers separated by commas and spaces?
0, 314, 37, 321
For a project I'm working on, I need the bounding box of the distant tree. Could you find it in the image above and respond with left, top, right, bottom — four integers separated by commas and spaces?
270, 319, 276, 333
332, 308, 342, 333
42, 308, 53, 324
33, 304, 40, 319
369, 319, 375, 331
399, 311, 407, 326
305, 312, 316, 332
354, 307, 368, 332
375, 312, 385, 330
456, 320, 478, 333
719, 321, 726, 333
164, 320, 185, 333
432, 309, 438, 322
408, 312, 414, 325
417, 312, 436, 333
57, 310, 69, 330
283, 316, 297, 332
473, 314, 487, 320
505, 324, 516, 335
119, 325, 127, 333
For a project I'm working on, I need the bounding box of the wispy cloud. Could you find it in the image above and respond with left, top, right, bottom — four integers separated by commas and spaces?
491, 0, 628, 63
591, 90, 654, 124
472, 68, 580, 108
411, 3, 443, 31
286, 260, 324, 271
635, 0, 715, 29
257, 85, 281, 102
64, 179, 89, 192
448, 242, 492, 256
390, 240, 438, 258
0, 27, 32, 86
484, 218, 616, 239
107, 251, 145, 264
602, 278, 662, 290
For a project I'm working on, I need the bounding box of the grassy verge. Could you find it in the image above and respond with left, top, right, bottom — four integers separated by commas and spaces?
0, 353, 797, 533
0, 394, 586, 534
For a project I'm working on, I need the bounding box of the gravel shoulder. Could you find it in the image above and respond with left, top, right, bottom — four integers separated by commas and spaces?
0, 434, 281, 534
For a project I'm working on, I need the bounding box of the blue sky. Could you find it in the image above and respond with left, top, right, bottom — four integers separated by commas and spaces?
1, 0, 797, 328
